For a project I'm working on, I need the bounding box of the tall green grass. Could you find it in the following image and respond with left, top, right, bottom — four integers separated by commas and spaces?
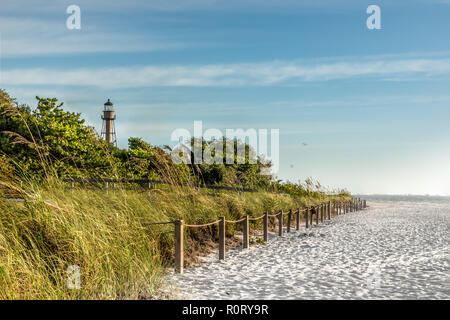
0, 92, 351, 299
0, 179, 350, 299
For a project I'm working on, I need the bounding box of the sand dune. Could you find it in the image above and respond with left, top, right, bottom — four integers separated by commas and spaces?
167, 200, 450, 299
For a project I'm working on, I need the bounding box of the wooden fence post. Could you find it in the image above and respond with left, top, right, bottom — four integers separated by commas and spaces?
278, 211, 283, 236
296, 208, 300, 230
328, 201, 331, 220
320, 205, 324, 223
287, 209, 292, 233
175, 220, 184, 274
243, 216, 249, 249
305, 208, 309, 229
316, 207, 319, 225
219, 216, 225, 260
363, 200, 366, 208
263, 212, 268, 242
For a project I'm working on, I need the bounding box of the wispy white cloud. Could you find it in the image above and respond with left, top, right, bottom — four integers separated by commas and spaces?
3, 57, 450, 88
0, 16, 188, 57
0, 0, 438, 57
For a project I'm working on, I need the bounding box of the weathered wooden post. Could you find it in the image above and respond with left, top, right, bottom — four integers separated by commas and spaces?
305, 208, 309, 229
328, 201, 331, 220
243, 216, 249, 249
363, 200, 367, 208
278, 211, 283, 236
174, 220, 184, 274
263, 212, 268, 242
287, 209, 292, 233
320, 205, 324, 223
296, 208, 300, 230
219, 216, 225, 260
316, 207, 319, 225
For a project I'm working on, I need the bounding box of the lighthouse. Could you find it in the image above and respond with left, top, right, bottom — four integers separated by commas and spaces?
101, 99, 117, 146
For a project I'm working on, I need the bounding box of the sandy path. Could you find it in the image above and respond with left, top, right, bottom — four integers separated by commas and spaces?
167, 201, 450, 299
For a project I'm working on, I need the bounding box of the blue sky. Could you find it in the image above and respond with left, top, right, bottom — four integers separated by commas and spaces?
1, 0, 450, 195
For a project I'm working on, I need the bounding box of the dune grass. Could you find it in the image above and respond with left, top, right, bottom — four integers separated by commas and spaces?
0, 90, 352, 299
0, 179, 350, 299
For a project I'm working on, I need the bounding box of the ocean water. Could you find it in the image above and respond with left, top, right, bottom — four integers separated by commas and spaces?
355, 194, 450, 204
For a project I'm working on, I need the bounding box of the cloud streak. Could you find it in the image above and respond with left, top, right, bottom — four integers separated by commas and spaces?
3, 57, 450, 88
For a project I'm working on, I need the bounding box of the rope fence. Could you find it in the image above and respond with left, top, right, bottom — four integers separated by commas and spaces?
142, 197, 368, 273
184, 220, 220, 228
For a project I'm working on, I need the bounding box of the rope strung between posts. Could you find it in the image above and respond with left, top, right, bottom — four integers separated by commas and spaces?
184, 220, 221, 228
226, 217, 246, 223
249, 214, 265, 221
141, 201, 360, 228
267, 211, 283, 218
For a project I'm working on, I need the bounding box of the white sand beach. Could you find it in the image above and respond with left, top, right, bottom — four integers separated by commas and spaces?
167, 199, 450, 299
